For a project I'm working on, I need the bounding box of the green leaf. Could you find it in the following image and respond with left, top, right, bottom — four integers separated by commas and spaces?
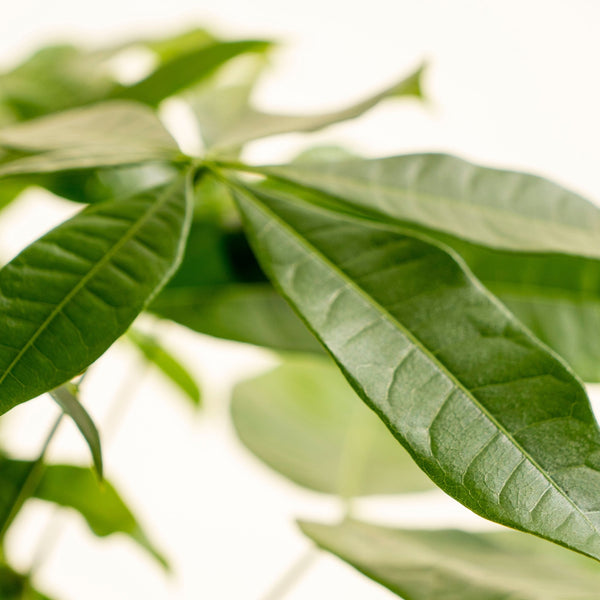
0, 45, 117, 121
0, 101, 179, 177
150, 175, 320, 351
199, 63, 425, 151
142, 27, 217, 63
257, 153, 600, 257
112, 40, 272, 107
126, 329, 201, 408
231, 181, 600, 561
0, 563, 55, 600
49, 384, 103, 478
0, 456, 167, 569
300, 519, 600, 600
245, 158, 600, 381
232, 356, 434, 497
0, 176, 192, 416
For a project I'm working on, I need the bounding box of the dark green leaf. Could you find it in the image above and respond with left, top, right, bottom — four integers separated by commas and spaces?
0, 177, 192, 416
199, 63, 425, 150
112, 40, 272, 107
232, 181, 600, 561
0, 101, 179, 177
300, 519, 600, 600
50, 384, 103, 478
126, 329, 201, 408
232, 356, 434, 496
0, 562, 55, 600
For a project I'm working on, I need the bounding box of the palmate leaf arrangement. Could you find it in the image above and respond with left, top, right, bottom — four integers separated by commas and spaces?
0, 25, 600, 600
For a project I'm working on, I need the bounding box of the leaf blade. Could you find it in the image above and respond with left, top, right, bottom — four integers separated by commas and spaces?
232, 181, 600, 561
0, 176, 192, 415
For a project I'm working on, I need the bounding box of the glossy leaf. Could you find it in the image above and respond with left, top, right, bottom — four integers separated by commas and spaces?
0, 177, 192, 416
200, 63, 425, 150
300, 519, 600, 600
0, 101, 179, 177
258, 153, 600, 257
50, 384, 103, 477
0, 456, 167, 569
127, 329, 201, 408
112, 40, 272, 107
232, 181, 600, 561
232, 356, 433, 496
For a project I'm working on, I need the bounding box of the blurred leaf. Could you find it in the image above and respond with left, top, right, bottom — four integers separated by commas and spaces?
0, 456, 167, 569
233, 180, 600, 562
198, 63, 425, 150
0, 101, 179, 177
126, 329, 201, 408
0, 177, 192, 416
0, 563, 55, 600
143, 28, 217, 62
300, 519, 600, 600
50, 385, 103, 478
113, 40, 273, 107
232, 356, 434, 496
0, 45, 117, 121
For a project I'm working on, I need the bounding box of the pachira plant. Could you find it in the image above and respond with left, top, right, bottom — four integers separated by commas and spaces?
0, 24, 599, 600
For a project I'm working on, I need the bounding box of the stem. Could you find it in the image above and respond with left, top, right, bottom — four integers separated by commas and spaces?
0, 412, 64, 542
259, 547, 319, 600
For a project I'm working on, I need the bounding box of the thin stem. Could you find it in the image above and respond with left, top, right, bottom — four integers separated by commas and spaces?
259, 546, 319, 600
0, 411, 64, 542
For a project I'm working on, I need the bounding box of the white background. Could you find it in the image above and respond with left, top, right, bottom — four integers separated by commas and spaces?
1, 1, 600, 598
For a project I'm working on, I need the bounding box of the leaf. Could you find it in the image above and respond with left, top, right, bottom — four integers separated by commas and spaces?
50, 384, 103, 478
0, 101, 179, 177
0, 456, 167, 569
0, 45, 117, 121
199, 63, 425, 150
126, 329, 201, 408
231, 181, 600, 561
0, 176, 192, 416
300, 519, 600, 600
257, 153, 600, 257
150, 175, 320, 351
0, 563, 56, 600
245, 160, 600, 381
112, 40, 273, 107
34, 463, 169, 569
232, 356, 434, 497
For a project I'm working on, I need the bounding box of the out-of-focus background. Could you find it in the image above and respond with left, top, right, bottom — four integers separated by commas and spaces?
1, 1, 600, 598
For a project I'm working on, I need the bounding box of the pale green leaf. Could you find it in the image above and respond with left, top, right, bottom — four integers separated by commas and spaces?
126, 329, 201, 408
50, 384, 103, 478
232, 355, 434, 497
0, 101, 179, 177
0, 177, 192, 416
232, 181, 600, 561
200, 63, 425, 150
300, 519, 600, 600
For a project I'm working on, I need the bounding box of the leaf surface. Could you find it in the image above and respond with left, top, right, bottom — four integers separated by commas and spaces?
232, 356, 433, 496
233, 181, 600, 561
300, 519, 600, 600
0, 101, 178, 177
0, 177, 191, 415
